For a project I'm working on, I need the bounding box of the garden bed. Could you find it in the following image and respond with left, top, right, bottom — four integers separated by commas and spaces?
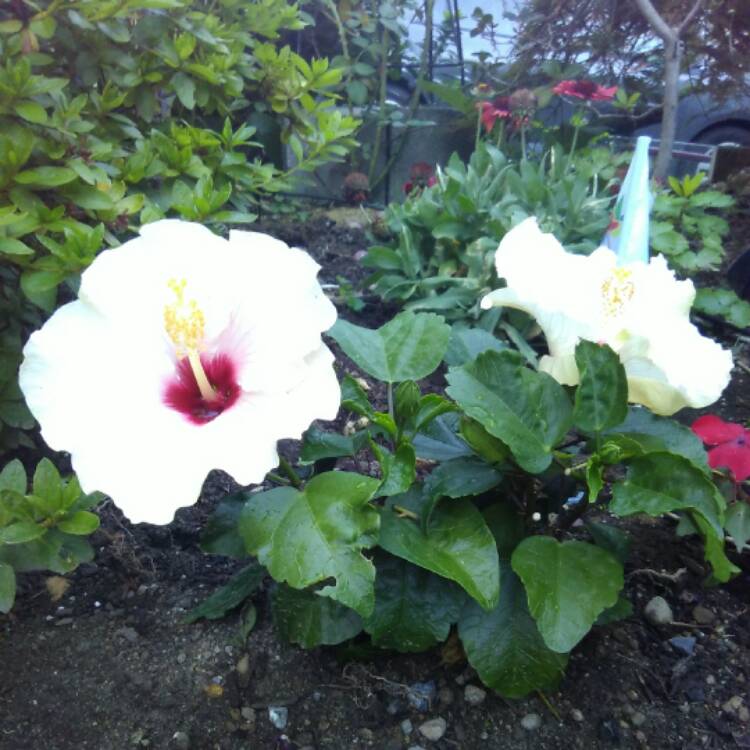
1, 212, 749, 750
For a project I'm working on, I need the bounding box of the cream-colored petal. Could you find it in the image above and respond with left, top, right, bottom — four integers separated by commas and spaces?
539, 353, 580, 386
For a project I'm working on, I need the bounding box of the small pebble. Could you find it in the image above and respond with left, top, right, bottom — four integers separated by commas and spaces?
418, 718, 447, 742
643, 596, 673, 626
521, 713, 542, 731
706, 675, 716, 685
115, 626, 139, 643
739, 706, 750, 723
401, 719, 413, 736
240, 707, 255, 723
408, 682, 437, 711
268, 706, 288, 730
464, 685, 486, 706
571, 709, 584, 722
669, 636, 696, 656
631, 711, 647, 727
171, 731, 190, 750
692, 605, 715, 625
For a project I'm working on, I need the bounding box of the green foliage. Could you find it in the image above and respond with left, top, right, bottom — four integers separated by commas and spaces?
693, 287, 750, 330
0, 0, 359, 453
184, 562, 265, 623
362, 142, 615, 320
199, 313, 738, 699
0, 458, 101, 612
651, 174, 734, 276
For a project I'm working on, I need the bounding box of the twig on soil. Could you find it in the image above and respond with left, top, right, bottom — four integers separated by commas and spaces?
620, 655, 669, 699
536, 690, 562, 721
736, 359, 750, 376
626, 567, 688, 584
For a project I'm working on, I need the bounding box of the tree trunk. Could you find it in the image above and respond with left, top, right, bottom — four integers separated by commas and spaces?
654, 36, 682, 182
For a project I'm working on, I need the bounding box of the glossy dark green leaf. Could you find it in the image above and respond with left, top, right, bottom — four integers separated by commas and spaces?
239, 472, 381, 617
413, 413, 473, 461
272, 584, 362, 648
378, 492, 499, 610
459, 417, 509, 464
584, 520, 631, 564
329, 312, 450, 383
602, 408, 709, 473
200, 494, 247, 559
299, 425, 368, 464
446, 350, 572, 473
14, 166, 77, 187
371, 440, 416, 498
444, 326, 506, 367
0, 459, 26, 495
32, 459, 62, 508
364, 553, 463, 652
691, 511, 740, 583
171, 71, 196, 109
573, 341, 628, 433
184, 562, 265, 623
610, 453, 723, 537
511, 537, 623, 652
458, 504, 567, 698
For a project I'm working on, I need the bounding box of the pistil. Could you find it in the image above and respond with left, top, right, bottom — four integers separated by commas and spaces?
187, 349, 218, 401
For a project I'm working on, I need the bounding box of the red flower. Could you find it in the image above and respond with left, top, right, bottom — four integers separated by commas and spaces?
478, 96, 511, 133
691, 415, 750, 482
552, 80, 618, 102
404, 162, 437, 195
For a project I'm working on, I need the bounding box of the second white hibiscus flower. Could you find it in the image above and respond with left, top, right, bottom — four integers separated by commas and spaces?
481, 217, 733, 416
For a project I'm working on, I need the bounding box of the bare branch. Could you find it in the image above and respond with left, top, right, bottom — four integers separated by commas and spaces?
677, 0, 705, 34
631, 0, 675, 42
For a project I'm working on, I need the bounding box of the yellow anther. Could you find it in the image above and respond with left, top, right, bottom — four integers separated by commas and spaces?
164, 278, 217, 401
601, 267, 635, 318
164, 277, 206, 355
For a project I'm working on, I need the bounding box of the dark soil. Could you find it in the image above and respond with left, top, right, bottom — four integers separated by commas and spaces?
2, 209, 750, 750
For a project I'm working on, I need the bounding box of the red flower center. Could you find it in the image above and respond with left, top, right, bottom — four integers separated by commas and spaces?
163, 353, 241, 425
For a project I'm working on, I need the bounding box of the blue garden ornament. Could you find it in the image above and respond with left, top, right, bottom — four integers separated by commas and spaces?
604, 135, 652, 265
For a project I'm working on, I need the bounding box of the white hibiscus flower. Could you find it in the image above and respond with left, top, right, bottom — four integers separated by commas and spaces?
19, 220, 340, 523
481, 217, 733, 416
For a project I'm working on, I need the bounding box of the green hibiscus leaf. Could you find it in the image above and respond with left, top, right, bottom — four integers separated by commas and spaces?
272, 584, 363, 648
378, 490, 499, 610
413, 413, 473, 461
458, 505, 568, 698
0, 562, 15, 614
364, 553, 464, 652
299, 425, 368, 464
511, 537, 624, 653
421, 457, 503, 530
584, 520, 631, 564
446, 350, 572, 473
0, 459, 27, 495
444, 326, 506, 367
200, 495, 247, 559
573, 341, 628, 433
239, 472, 381, 617
184, 562, 265, 623
610, 453, 724, 537
329, 312, 451, 383
602, 408, 709, 472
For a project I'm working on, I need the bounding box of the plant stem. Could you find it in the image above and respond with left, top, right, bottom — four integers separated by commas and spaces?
368, 20, 391, 184
278, 457, 302, 489
565, 119, 581, 174
520, 123, 527, 161
387, 382, 394, 419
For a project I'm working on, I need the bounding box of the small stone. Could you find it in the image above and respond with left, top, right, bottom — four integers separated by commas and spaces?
358, 728, 374, 741
521, 713, 542, 731
268, 706, 288, 730
631, 712, 647, 727
407, 746, 427, 750
240, 707, 255, 723
692, 605, 715, 625
418, 718, 447, 742
723, 695, 744, 715
401, 720, 413, 736
644, 596, 673, 626
739, 706, 750, 723
176, 652, 186, 665
706, 675, 716, 685
236, 654, 250, 688
171, 732, 190, 750
464, 685, 486, 706
627, 689, 640, 702
116, 626, 139, 643
571, 709, 584, 723
408, 681, 437, 711
55, 618, 73, 626
386, 699, 405, 715
669, 636, 696, 656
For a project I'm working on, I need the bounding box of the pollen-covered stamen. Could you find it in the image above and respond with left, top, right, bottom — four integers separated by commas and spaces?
601, 267, 635, 318
164, 278, 217, 401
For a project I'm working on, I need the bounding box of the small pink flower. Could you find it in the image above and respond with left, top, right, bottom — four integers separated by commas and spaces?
691, 415, 750, 483
552, 80, 618, 102
478, 96, 511, 133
